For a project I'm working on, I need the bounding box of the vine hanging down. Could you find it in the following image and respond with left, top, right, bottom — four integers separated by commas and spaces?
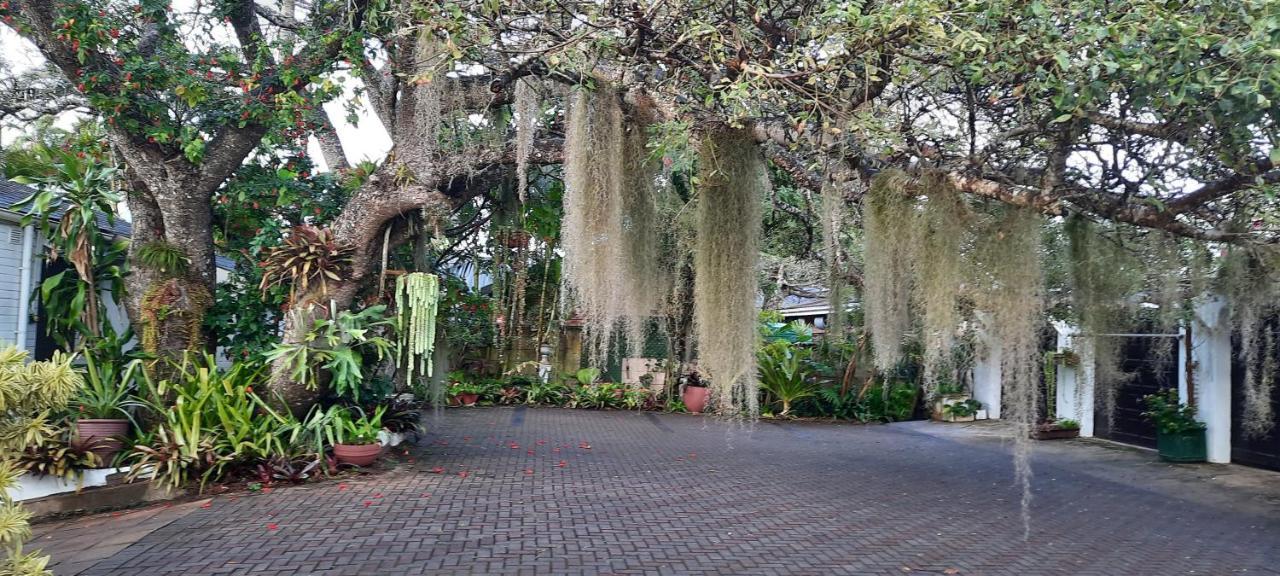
396, 272, 441, 388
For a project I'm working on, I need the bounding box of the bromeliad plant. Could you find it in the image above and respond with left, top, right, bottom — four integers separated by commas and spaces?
524, 380, 569, 406
258, 225, 354, 303
76, 348, 142, 421
125, 354, 331, 491
265, 304, 395, 403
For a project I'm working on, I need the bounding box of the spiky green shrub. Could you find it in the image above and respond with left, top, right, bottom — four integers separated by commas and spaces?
757, 342, 816, 416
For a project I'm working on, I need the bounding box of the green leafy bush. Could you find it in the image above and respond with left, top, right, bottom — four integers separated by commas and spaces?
1142, 389, 1204, 434
125, 354, 337, 491
525, 380, 569, 405
0, 460, 52, 576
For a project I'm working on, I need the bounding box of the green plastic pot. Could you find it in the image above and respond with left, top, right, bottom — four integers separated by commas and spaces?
1156, 428, 1206, 463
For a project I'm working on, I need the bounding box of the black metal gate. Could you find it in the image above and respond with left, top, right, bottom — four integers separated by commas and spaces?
1092, 335, 1181, 448
1230, 321, 1280, 471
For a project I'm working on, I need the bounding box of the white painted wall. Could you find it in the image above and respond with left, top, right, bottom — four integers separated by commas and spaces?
1054, 322, 1096, 437
972, 312, 1003, 419
0, 220, 40, 353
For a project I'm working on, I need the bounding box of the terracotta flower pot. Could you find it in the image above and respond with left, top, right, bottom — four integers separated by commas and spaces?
459, 393, 479, 406
682, 386, 710, 414
76, 419, 129, 467
333, 443, 383, 467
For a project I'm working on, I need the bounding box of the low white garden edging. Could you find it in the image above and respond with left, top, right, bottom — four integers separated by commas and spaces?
8, 467, 130, 502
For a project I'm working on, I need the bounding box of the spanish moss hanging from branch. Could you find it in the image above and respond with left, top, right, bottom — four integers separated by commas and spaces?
820, 160, 857, 344
914, 171, 970, 394
862, 169, 917, 371
618, 102, 670, 357
1222, 249, 1279, 437
1065, 215, 1141, 426
513, 78, 539, 203
972, 206, 1044, 539
560, 85, 667, 362
694, 127, 765, 419
562, 86, 626, 363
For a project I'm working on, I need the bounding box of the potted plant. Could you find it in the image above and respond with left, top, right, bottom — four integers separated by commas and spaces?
451, 381, 484, 406
1142, 389, 1207, 462
1033, 418, 1080, 440
73, 353, 138, 466
940, 398, 982, 423
680, 369, 710, 414
931, 381, 974, 422
331, 406, 386, 467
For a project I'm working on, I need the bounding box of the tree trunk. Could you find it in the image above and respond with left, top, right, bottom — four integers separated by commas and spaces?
121, 167, 217, 370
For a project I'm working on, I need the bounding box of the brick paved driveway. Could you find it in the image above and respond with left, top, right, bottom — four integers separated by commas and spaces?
70, 408, 1280, 575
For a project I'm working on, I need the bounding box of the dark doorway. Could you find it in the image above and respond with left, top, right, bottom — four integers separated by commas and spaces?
1092, 334, 1181, 448
1230, 319, 1280, 471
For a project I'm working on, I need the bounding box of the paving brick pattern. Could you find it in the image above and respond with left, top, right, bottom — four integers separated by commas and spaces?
74, 408, 1280, 575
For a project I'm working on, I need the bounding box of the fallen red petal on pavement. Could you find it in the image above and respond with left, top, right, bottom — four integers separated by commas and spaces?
200, 502, 212, 509
338, 483, 348, 490
527, 450, 535, 455
267, 523, 278, 530
420, 493, 431, 498
373, 493, 383, 498
524, 469, 534, 475
430, 467, 444, 474
363, 500, 373, 507
557, 460, 567, 468
458, 471, 469, 478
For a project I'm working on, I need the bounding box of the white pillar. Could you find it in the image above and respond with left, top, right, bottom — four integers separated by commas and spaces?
972, 312, 1003, 419
1187, 296, 1231, 463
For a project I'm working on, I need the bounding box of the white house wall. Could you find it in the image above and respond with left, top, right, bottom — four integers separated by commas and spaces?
0, 219, 40, 353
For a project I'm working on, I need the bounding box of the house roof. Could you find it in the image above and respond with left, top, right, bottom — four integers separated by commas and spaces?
776, 286, 859, 318
2, 178, 236, 270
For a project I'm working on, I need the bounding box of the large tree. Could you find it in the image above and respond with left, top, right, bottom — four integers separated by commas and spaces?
2, 0, 370, 361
